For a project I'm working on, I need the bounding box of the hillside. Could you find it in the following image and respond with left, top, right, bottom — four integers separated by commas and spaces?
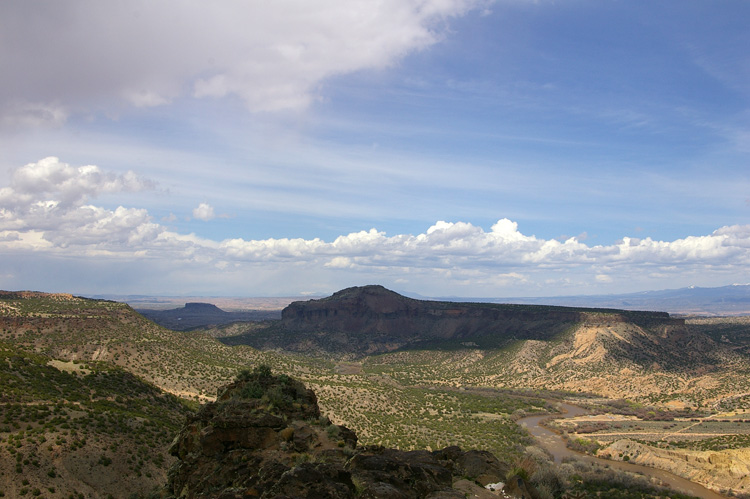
3, 288, 742, 408
360, 319, 738, 405
0, 291, 548, 460
0, 340, 191, 497
165, 367, 704, 499
165, 366, 524, 498
0, 291, 296, 402
3, 288, 750, 496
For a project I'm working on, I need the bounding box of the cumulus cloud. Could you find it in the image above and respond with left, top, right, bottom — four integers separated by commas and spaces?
0, 157, 154, 211
213, 219, 750, 277
0, 0, 488, 122
192, 203, 215, 221
2, 158, 750, 294
0, 158, 160, 253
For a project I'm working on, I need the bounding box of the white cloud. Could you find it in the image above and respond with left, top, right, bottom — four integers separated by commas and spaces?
0, 157, 154, 211
325, 256, 355, 269
0, 158, 161, 253
2, 158, 750, 295
0, 0, 489, 122
192, 203, 215, 222
214, 218, 750, 277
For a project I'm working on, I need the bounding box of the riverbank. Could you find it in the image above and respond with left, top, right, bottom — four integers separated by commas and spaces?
519, 403, 729, 499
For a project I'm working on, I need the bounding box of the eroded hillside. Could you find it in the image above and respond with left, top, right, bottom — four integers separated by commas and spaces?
0, 292, 293, 401
0, 341, 191, 497
361, 316, 749, 407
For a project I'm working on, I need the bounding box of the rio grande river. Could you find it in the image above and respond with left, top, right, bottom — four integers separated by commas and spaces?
518, 404, 727, 499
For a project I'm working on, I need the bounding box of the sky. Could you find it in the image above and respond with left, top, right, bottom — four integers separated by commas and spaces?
1, 0, 749, 298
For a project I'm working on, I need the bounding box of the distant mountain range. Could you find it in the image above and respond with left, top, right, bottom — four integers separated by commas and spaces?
491, 284, 750, 316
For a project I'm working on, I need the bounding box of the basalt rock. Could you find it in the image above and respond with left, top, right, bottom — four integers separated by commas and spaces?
166, 368, 534, 499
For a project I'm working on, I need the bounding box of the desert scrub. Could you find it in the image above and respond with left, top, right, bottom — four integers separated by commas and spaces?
0, 341, 191, 496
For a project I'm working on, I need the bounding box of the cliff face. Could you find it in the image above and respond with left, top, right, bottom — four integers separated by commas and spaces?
271, 285, 682, 355
166, 368, 532, 499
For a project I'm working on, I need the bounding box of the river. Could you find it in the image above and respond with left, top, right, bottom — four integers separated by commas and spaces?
518, 404, 728, 499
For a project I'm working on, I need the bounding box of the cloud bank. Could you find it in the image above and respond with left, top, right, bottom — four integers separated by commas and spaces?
0, 0, 486, 126
1, 158, 749, 295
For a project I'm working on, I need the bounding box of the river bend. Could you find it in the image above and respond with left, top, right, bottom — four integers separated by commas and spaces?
518, 404, 727, 499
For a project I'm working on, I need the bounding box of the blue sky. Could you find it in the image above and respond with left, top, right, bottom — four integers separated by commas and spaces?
1, 0, 749, 298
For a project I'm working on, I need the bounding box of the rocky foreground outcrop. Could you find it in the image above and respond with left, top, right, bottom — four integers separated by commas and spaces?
166, 367, 537, 498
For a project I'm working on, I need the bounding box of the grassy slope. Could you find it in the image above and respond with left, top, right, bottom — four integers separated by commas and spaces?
0, 294, 306, 401
0, 340, 190, 498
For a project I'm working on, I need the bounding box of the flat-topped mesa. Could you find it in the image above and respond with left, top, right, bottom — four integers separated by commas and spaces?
183, 302, 224, 312
280, 285, 681, 348
137, 301, 282, 331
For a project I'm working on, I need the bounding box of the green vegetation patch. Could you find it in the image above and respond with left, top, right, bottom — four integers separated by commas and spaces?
0, 340, 191, 497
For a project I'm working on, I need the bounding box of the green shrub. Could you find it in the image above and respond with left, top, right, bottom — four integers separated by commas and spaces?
265, 386, 293, 410
507, 466, 530, 481
240, 382, 264, 399
326, 425, 340, 439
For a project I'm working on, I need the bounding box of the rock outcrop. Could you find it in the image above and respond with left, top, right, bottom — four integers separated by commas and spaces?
166, 367, 533, 498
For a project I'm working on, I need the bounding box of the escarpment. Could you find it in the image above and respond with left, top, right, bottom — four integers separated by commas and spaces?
225, 285, 684, 356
